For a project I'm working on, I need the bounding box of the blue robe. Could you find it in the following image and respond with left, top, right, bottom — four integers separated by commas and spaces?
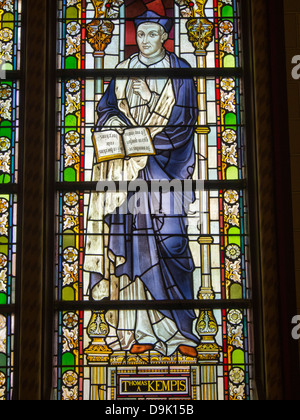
92, 53, 199, 344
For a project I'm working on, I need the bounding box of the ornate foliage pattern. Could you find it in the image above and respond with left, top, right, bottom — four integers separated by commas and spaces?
0, 0, 21, 401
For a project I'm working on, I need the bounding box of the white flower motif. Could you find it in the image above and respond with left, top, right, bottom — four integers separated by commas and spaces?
0, 28, 13, 42
229, 367, 245, 385
0, 253, 7, 269
222, 129, 236, 144
227, 309, 243, 325
0, 137, 10, 152
0, 85, 12, 100
220, 21, 234, 35
63, 247, 78, 263
226, 244, 241, 260
62, 370, 78, 388
221, 77, 235, 91
224, 189, 239, 204
63, 312, 79, 329
67, 22, 81, 36
66, 79, 80, 93
64, 192, 79, 207
65, 131, 80, 146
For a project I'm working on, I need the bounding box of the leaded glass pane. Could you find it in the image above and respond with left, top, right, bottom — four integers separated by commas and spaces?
0, 0, 22, 401
54, 0, 254, 401
0, 0, 22, 71
0, 80, 20, 184
0, 313, 14, 399
0, 194, 17, 305
53, 307, 253, 400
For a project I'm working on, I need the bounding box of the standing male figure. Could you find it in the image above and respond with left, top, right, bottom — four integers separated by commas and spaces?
84, 11, 199, 357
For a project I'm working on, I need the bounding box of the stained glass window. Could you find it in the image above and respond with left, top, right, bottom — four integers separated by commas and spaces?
54, 0, 254, 401
0, 0, 22, 401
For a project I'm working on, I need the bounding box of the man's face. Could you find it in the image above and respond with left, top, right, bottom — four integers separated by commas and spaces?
136, 23, 168, 57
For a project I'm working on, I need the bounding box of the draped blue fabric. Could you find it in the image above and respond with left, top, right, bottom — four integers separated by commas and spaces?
92, 53, 199, 343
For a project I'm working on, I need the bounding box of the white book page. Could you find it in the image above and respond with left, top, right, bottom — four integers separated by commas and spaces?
93, 130, 125, 161
123, 127, 155, 156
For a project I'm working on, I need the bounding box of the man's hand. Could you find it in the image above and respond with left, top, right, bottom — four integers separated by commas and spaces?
106, 116, 126, 134
132, 78, 152, 102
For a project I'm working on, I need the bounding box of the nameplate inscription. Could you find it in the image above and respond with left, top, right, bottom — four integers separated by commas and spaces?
117, 374, 191, 398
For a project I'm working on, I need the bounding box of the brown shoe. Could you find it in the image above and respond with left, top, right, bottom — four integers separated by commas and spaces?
178, 345, 197, 358
130, 344, 154, 354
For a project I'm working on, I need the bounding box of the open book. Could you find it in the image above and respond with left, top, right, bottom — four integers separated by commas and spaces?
92, 127, 156, 163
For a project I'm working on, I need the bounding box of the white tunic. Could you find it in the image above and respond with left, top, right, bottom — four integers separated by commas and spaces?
84, 50, 197, 356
